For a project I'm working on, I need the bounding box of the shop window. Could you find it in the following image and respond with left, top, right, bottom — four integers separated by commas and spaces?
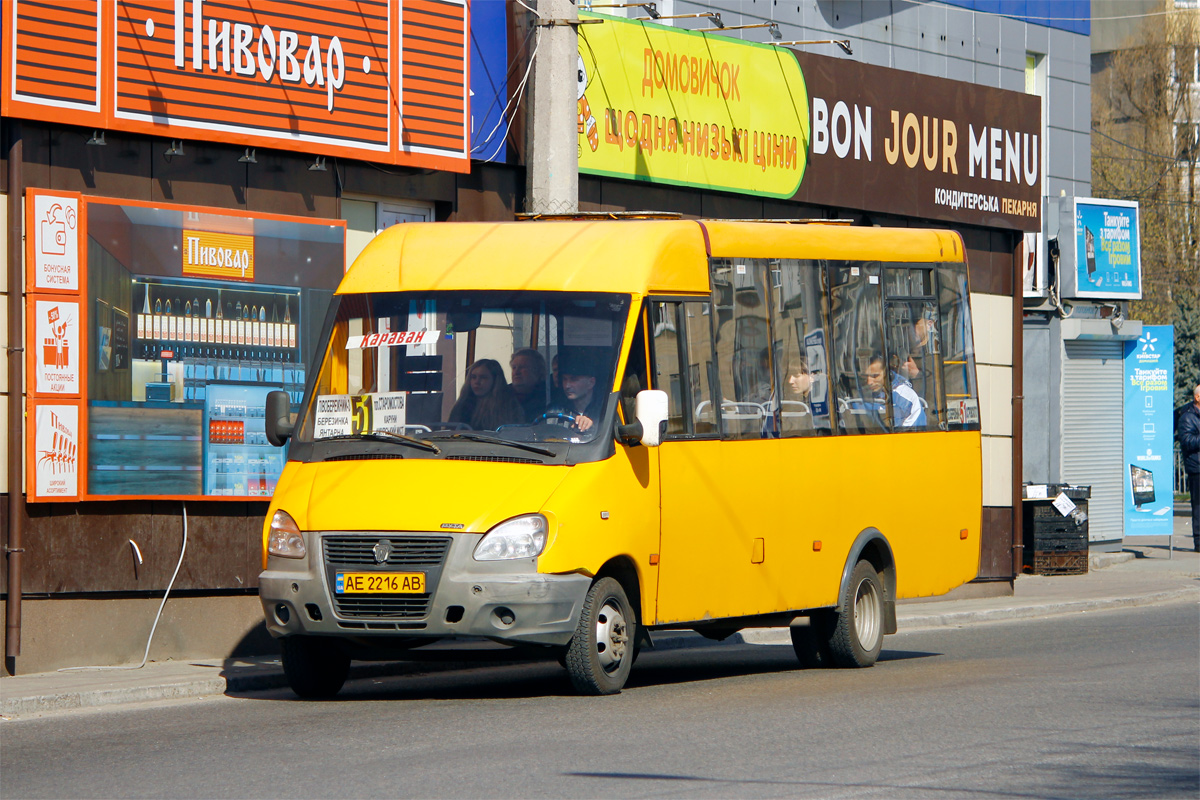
83, 199, 344, 498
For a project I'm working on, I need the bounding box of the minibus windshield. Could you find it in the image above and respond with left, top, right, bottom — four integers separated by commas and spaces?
294, 291, 630, 450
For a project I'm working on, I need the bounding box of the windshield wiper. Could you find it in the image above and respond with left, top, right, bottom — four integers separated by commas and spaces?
427, 431, 556, 457
317, 431, 440, 454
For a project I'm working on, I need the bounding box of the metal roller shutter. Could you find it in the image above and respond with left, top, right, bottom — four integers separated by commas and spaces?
1061, 341, 1125, 543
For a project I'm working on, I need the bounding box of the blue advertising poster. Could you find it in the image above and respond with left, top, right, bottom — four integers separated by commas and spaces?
1074, 198, 1141, 299
470, 1, 510, 162
1124, 325, 1175, 536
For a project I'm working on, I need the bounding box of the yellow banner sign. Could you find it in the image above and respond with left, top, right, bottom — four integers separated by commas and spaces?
577, 14, 809, 198
182, 230, 255, 282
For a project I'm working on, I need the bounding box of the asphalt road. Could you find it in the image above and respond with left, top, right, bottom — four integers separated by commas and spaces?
3, 601, 1197, 800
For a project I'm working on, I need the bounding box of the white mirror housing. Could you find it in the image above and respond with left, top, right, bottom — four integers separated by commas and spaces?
635, 389, 669, 447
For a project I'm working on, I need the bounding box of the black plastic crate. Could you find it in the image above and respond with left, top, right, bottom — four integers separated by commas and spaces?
1032, 550, 1088, 575
1030, 517, 1082, 535
1032, 534, 1088, 552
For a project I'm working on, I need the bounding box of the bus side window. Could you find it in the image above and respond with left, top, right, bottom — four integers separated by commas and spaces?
883, 266, 940, 431
937, 263, 981, 430
772, 259, 832, 437
650, 301, 685, 434
682, 301, 716, 435
711, 259, 773, 440
827, 262, 888, 434
620, 303, 650, 426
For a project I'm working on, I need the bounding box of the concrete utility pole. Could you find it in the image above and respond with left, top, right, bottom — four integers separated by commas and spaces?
525, 0, 579, 215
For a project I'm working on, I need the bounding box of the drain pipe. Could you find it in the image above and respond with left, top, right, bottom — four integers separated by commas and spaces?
6, 128, 24, 666
1011, 235, 1025, 580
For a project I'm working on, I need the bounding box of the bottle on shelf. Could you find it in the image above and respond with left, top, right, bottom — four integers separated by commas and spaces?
138, 284, 151, 340
283, 295, 295, 349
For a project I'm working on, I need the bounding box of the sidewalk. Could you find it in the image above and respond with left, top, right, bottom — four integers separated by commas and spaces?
3, 533, 1197, 720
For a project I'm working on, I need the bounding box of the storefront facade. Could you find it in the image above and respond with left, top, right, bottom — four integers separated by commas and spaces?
1, 0, 523, 672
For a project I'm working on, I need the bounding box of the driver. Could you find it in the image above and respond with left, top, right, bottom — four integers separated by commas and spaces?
549, 350, 607, 434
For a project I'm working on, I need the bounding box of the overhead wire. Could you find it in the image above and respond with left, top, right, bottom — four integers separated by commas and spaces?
476, 27, 543, 162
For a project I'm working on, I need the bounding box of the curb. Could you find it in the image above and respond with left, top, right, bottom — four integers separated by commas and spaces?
737, 587, 1200, 644
1, 658, 496, 719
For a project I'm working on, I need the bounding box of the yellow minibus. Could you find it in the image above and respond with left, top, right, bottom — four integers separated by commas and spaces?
260, 219, 983, 697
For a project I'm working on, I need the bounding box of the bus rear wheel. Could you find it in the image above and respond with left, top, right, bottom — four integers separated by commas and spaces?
827, 560, 885, 668
564, 577, 635, 695
281, 636, 350, 699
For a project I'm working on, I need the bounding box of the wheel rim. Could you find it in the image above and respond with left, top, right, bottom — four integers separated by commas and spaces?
594, 599, 629, 673
853, 578, 881, 651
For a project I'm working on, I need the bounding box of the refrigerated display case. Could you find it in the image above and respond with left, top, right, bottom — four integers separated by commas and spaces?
203, 383, 288, 496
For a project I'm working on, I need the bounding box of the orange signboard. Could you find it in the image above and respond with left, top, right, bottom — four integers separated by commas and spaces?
2, 0, 469, 171
182, 230, 255, 282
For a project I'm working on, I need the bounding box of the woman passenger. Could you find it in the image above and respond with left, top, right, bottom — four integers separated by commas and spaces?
449, 359, 524, 430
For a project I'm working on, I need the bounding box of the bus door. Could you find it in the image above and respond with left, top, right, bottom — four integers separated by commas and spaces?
649, 287, 799, 625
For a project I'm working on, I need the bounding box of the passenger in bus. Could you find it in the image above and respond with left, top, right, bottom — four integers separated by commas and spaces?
449, 359, 524, 431
510, 348, 549, 422
866, 354, 926, 429
548, 351, 607, 434
786, 357, 814, 400
780, 356, 815, 434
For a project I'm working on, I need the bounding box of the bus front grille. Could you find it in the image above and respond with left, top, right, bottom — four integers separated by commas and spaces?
323, 534, 452, 621
323, 535, 451, 567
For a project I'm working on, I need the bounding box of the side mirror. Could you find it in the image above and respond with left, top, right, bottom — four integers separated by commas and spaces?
265, 390, 294, 447
616, 389, 669, 447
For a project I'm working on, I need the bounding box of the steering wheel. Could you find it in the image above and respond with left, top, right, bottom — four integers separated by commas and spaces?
537, 411, 577, 426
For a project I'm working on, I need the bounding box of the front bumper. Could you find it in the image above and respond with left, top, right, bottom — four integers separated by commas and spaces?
259, 532, 590, 647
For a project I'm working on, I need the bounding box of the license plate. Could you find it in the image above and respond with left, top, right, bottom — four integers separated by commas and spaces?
336, 572, 426, 594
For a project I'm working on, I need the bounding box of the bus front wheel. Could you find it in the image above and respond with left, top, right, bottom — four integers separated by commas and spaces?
827, 560, 885, 668
281, 636, 351, 699
564, 577, 635, 695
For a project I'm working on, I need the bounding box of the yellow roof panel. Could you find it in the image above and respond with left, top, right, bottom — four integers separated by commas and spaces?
337, 220, 711, 296
703, 220, 966, 263
337, 220, 966, 296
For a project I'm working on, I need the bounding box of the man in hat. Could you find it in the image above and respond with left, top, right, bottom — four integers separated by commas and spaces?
553, 349, 607, 435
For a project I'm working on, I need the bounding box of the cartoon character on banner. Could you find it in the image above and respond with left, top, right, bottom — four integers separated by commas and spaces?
577, 55, 598, 154
43, 306, 71, 368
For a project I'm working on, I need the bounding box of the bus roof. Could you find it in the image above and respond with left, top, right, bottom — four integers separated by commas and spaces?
337, 220, 966, 296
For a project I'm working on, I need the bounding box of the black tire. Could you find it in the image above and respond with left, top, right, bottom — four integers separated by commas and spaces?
280, 636, 351, 699
564, 577, 636, 695
789, 610, 835, 668
827, 560, 885, 668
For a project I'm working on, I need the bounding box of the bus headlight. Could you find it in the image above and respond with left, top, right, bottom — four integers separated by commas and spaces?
267, 510, 306, 559
474, 514, 548, 561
